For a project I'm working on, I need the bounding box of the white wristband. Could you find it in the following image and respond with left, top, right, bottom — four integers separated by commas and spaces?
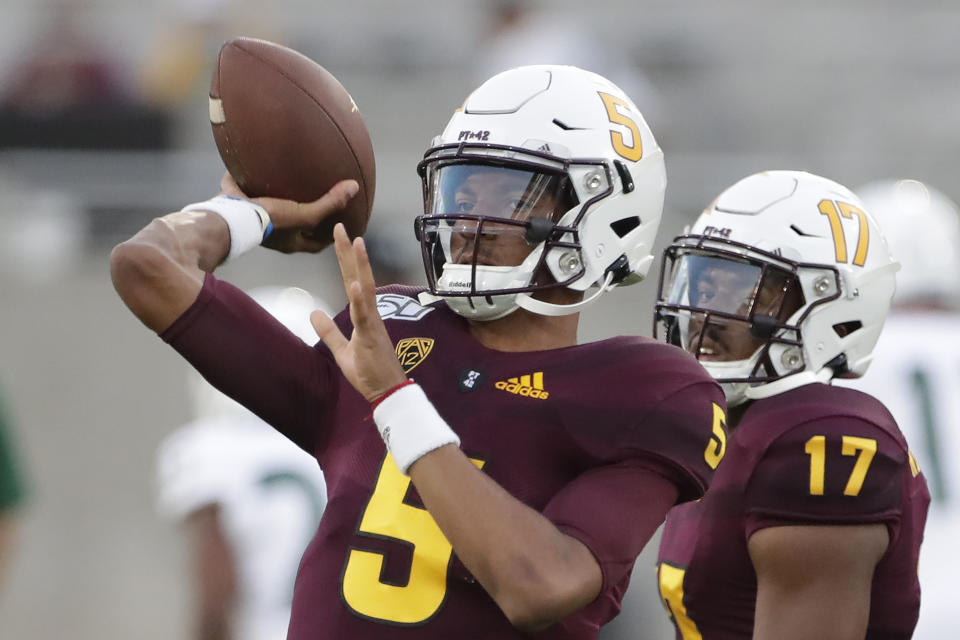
372, 383, 460, 474
181, 195, 273, 262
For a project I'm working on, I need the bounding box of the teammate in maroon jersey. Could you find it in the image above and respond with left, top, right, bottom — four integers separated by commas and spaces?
653, 170, 930, 639
111, 65, 726, 638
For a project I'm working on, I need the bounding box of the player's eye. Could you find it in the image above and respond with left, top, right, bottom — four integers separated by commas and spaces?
455, 200, 475, 214
695, 285, 715, 304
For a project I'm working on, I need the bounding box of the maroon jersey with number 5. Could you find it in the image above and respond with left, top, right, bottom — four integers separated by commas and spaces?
162, 277, 726, 639
656, 383, 930, 640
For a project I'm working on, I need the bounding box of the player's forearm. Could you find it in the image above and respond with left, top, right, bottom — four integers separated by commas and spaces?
409, 446, 602, 631
110, 211, 228, 333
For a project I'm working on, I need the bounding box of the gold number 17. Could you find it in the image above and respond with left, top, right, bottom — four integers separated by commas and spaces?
804, 435, 877, 496
819, 200, 870, 266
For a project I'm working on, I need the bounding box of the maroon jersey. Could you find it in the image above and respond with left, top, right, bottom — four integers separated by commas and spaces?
657, 383, 930, 640
163, 276, 725, 639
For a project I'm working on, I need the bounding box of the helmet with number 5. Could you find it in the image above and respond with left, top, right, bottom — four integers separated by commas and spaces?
415, 65, 666, 320
655, 170, 900, 406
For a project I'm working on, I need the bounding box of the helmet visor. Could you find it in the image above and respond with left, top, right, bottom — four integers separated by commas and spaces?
418, 162, 578, 294
661, 252, 801, 362
424, 162, 572, 223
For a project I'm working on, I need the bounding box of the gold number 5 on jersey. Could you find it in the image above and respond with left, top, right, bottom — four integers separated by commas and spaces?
704, 403, 727, 470
342, 453, 486, 624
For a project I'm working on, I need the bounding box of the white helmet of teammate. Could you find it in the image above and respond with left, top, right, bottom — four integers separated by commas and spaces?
855, 179, 960, 310
415, 64, 666, 320
188, 286, 330, 420
655, 170, 900, 406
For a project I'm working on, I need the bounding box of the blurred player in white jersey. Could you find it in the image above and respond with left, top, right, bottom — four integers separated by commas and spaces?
157, 286, 329, 640
838, 178, 960, 638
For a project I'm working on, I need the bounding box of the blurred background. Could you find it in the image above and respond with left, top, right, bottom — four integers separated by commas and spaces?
0, 0, 957, 637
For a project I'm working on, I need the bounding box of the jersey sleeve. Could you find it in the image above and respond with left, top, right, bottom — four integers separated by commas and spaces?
543, 459, 680, 602
631, 380, 728, 504
162, 274, 341, 453
744, 416, 907, 537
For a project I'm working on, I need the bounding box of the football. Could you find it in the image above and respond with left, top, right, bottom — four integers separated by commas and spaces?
209, 37, 375, 243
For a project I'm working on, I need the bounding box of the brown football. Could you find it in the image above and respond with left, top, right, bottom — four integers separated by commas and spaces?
210, 37, 375, 243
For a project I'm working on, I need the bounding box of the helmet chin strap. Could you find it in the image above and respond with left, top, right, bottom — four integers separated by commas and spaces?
744, 367, 833, 400
419, 272, 616, 320
515, 273, 616, 317
417, 290, 444, 306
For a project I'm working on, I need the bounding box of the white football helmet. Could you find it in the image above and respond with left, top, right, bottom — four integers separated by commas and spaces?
855, 179, 960, 309
414, 64, 666, 320
655, 171, 900, 406
188, 286, 330, 420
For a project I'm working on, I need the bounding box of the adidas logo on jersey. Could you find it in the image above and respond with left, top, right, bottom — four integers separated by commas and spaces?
495, 372, 549, 399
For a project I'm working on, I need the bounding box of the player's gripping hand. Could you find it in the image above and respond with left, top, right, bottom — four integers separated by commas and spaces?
218, 172, 359, 254
311, 223, 408, 402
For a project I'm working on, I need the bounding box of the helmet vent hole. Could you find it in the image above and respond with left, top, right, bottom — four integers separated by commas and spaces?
552, 118, 577, 130
610, 216, 641, 238
832, 320, 862, 337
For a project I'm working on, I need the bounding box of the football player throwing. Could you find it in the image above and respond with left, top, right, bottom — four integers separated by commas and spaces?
112, 66, 726, 638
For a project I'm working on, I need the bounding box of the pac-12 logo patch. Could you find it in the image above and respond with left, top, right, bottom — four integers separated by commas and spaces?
376, 294, 434, 321
396, 337, 434, 374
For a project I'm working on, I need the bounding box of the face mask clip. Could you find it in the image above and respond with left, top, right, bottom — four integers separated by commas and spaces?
605, 254, 631, 285
524, 217, 556, 245
749, 314, 780, 339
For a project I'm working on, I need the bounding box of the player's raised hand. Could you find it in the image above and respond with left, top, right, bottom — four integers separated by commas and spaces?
311, 223, 407, 402
218, 172, 359, 254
